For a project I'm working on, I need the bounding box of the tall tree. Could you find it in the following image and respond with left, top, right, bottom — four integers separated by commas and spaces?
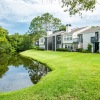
29, 13, 62, 39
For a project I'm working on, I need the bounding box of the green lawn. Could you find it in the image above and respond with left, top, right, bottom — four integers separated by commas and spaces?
0, 50, 100, 100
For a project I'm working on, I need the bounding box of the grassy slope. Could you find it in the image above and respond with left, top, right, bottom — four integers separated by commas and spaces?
0, 50, 100, 100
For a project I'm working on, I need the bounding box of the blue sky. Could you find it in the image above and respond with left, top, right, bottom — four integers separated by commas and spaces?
0, 0, 100, 34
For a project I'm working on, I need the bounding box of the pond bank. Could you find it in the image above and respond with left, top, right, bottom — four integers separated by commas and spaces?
0, 50, 100, 100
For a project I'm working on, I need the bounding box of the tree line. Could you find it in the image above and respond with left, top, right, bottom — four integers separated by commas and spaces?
0, 27, 33, 53
0, 13, 66, 53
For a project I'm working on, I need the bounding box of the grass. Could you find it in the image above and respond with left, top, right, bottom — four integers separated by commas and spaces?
0, 50, 100, 100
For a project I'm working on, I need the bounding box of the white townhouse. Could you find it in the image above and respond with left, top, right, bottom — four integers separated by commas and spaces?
35, 24, 100, 53
78, 26, 100, 53
62, 24, 91, 50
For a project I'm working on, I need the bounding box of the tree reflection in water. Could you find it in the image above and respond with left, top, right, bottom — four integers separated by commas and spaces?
28, 61, 50, 84
0, 53, 51, 84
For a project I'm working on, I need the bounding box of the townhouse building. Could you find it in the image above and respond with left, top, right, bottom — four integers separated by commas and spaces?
35, 25, 100, 53
78, 26, 100, 53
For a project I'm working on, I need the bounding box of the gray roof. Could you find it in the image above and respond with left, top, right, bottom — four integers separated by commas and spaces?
52, 27, 87, 35
69, 27, 87, 34
46, 26, 99, 37
80, 26, 100, 34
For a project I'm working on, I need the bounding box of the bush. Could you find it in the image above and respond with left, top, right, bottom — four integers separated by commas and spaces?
56, 48, 68, 51
82, 49, 88, 53
96, 50, 99, 53
76, 48, 83, 52
87, 44, 92, 53
37, 48, 45, 51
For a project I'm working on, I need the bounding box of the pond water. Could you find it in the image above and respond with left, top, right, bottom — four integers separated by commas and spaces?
0, 53, 51, 92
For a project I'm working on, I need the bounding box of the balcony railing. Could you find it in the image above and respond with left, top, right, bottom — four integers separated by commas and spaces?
73, 38, 83, 43
91, 37, 99, 43
73, 38, 79, 43
78, 38, 83, 42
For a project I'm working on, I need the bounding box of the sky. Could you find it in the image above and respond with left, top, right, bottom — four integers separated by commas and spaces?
0, 0, 100, 34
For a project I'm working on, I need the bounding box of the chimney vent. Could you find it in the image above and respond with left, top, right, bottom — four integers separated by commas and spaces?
66, 24, 71, 33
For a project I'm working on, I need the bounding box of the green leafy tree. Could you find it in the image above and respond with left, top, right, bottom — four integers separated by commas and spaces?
44, 0, 96, 16
59, 25, 66, 31
0, 27, 14, 53
20, 34, 33, 51
29, 13, 62, 40
7, 33, 23, 51
61, 0, 96, 16
8, 33, 33, 52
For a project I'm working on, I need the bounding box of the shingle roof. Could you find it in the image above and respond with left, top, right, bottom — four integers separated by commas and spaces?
80, 26, 100, 34
69, 27, 86, 34
46, 26, 99, 37
52, 27, 87, 36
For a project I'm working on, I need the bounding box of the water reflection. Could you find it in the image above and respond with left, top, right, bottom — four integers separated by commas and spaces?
0, 53, 51, 92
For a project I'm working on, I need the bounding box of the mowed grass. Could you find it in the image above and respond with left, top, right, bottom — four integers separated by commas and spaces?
0, 50, 100, 100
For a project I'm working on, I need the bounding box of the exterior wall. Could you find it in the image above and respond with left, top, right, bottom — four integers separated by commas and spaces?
73, 43, 78, 50
45, 37, 47, 50
78, 42, 83, 48
83, 32, 95, 50
72, 27, 91, 39
63, 43, 73, 50
99, 30, 100, 42
39, 37, 45, 49
62, 34, 73, 44
66, 25, 71, 33
56, 35, 61, 44
56, 35, 61, 49
48, 37, 52, 50
52, 36, 55, 51
99, 43, 100, 53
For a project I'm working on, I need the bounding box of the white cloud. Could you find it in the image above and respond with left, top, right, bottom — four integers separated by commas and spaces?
0, 0, 100, 33
0, 0, 64, 23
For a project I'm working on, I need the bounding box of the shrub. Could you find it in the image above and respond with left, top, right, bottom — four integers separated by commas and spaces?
96, 50, 99, 53
76, 48, 83, 52
36, 47, 44, 51
56, 48, 68, 51
34, 46, 39, 49
82, 49, 88, 53
87, 44, 92, 53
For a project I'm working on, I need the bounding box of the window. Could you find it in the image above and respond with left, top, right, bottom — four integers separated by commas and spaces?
64, 37, 67, 41
57, 36, 61, 41
70, 37, 72, 40
64, 35, 72, 41
67, 37, 69, 41
65, 45, 67, 48
57, 44, 61, 48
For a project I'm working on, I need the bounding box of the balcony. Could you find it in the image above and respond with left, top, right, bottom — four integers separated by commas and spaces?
78, 38, 83, 42
73, 38, 79, 43
73, 38, 83, 43
91, 37, 99, 43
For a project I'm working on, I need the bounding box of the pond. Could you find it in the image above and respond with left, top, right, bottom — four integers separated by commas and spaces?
0, 53, 51, 92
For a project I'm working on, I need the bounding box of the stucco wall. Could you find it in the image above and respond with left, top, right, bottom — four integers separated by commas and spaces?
83, 33, 95, 49
39, 37, 45, 49
63, 43, 73, 49
62, 34, 73, 44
